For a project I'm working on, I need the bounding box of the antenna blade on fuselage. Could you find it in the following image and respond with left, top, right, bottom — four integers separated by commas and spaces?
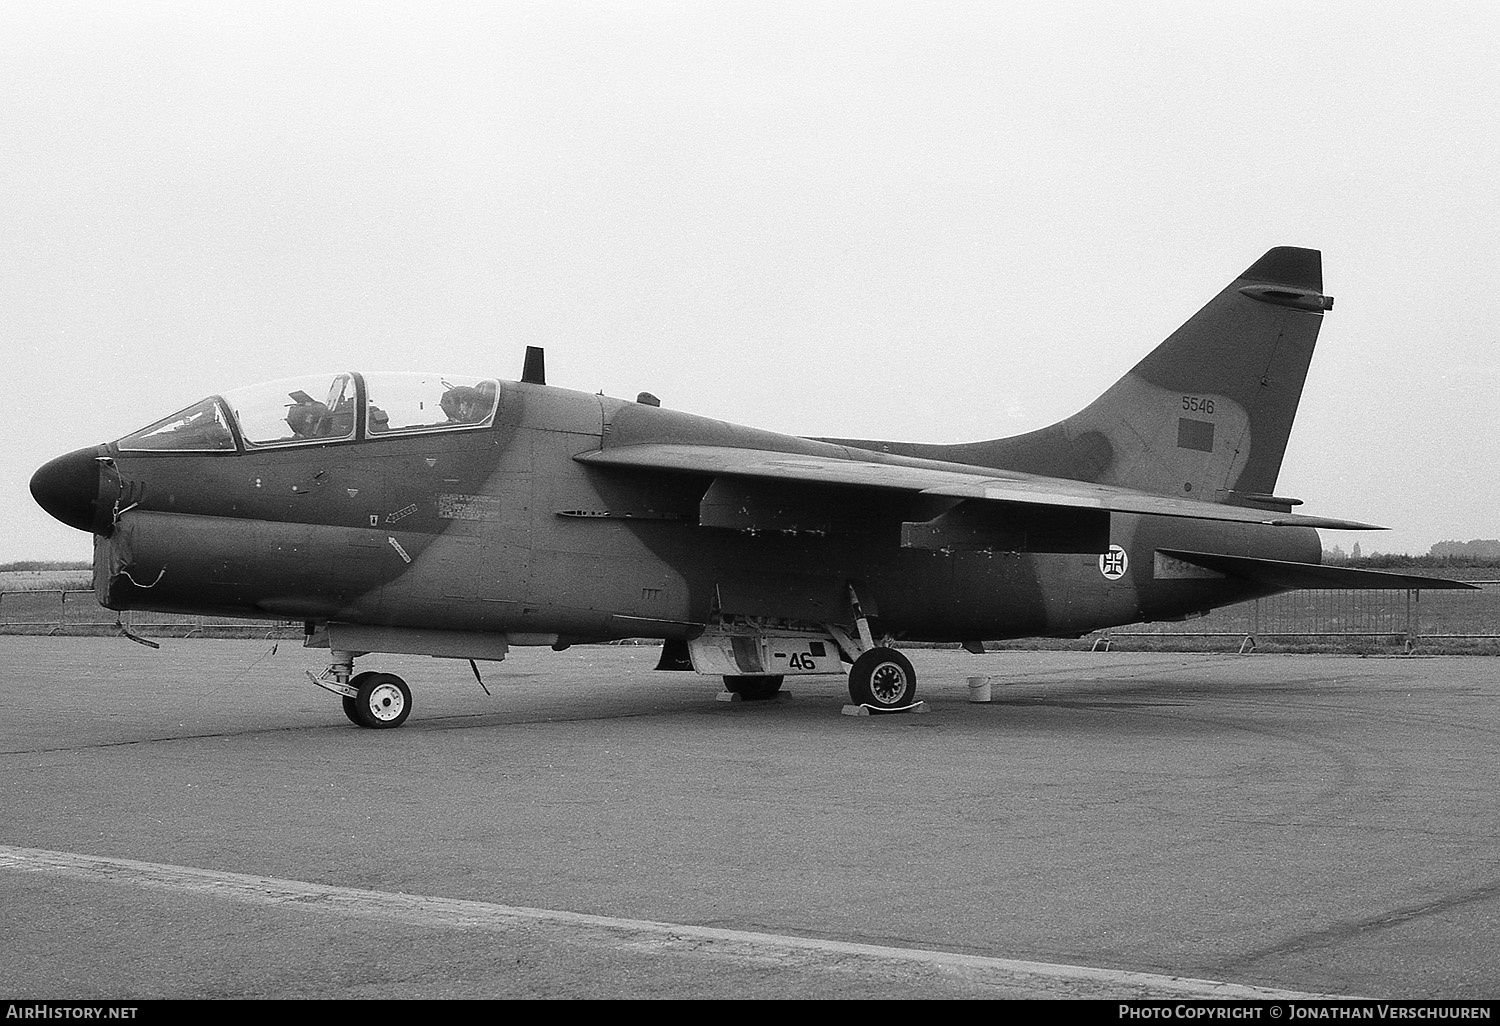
522, 346, 546, 385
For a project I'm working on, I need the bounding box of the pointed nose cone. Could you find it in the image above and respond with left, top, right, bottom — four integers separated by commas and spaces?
30, 446, 105, 534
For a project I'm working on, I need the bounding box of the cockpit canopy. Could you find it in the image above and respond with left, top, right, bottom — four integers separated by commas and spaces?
116, 372, 500, 453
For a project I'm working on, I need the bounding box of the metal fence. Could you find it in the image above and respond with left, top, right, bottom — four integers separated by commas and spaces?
1091, 581, 1500, 652
0, 590, 294, 637
3, 584, 1498, 651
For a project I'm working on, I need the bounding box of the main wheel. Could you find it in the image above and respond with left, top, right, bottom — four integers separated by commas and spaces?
344, 671, 411, 729
722, 675, 784, 701
847, 648, 916, 709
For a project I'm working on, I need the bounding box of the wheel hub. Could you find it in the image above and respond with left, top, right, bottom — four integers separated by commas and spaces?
870, 662, 908, 704
367, 682, 406, 721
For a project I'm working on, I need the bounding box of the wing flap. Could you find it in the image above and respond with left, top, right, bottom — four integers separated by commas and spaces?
577, 444, 1384, 531
1158, 550, 1477, 590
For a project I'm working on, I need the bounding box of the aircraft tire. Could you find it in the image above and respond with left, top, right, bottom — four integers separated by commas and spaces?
722, 675, 784, 700
342, 672, 376, 726
347, 671, 411, 729
847, 648, 916, 709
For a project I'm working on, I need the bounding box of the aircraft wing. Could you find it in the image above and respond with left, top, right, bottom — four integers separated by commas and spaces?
575, 443, 1383, 532
1158, 550, 1477, 590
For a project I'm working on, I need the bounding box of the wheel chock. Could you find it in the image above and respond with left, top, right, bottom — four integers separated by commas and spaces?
840, 701, 930, 716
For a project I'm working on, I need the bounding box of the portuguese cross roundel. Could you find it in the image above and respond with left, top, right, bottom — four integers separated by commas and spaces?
1099, 544, 1129, 580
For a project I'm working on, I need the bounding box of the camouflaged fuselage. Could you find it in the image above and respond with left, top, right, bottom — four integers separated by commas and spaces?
90, 379, 1315, 644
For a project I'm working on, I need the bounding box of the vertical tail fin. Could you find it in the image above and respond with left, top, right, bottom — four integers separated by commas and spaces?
836, 248, 1333, 505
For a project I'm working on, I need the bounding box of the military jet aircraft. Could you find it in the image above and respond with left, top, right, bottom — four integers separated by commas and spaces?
30, 247, 1471, 728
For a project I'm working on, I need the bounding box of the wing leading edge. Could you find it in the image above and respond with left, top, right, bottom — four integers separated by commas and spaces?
576, 443, 1383, 533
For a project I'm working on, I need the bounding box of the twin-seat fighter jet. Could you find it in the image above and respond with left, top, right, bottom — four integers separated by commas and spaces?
30, 247, 1470, 728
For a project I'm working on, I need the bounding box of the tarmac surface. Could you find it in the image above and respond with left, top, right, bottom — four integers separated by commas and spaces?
0, 637, 1496, 1000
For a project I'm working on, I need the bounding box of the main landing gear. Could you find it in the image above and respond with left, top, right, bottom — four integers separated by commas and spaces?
829, 587, 919, 712
309, 652, 411, 729
722, 675, 785, 701
694, 586, 921, 713
846, 648, 916, 709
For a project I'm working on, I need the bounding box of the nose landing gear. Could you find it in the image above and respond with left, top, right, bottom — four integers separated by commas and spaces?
308, 650, 412, 729
344, 672, 411, 729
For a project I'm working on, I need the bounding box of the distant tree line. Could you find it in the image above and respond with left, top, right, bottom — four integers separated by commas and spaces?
1324, 539, 1500, 569
0, 560, 92, 572
1427, 539, 1500, 559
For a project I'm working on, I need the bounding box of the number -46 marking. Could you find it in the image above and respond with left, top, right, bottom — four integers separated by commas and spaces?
788, 652, 818, 670
1182, 395, 1215, 414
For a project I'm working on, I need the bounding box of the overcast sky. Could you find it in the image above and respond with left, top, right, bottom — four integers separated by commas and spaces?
3, 0, 1496, 563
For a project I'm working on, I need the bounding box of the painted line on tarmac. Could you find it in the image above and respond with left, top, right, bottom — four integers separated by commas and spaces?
0, 844, 1334, 999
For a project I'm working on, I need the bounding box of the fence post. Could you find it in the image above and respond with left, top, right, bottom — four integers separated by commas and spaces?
1403, 589, 1420, 654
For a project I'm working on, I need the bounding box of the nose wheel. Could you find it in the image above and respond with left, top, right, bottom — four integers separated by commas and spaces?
342, 672, 412, 729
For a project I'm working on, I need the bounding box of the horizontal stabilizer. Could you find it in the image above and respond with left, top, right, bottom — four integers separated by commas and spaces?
1158, 550, 1477, 591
